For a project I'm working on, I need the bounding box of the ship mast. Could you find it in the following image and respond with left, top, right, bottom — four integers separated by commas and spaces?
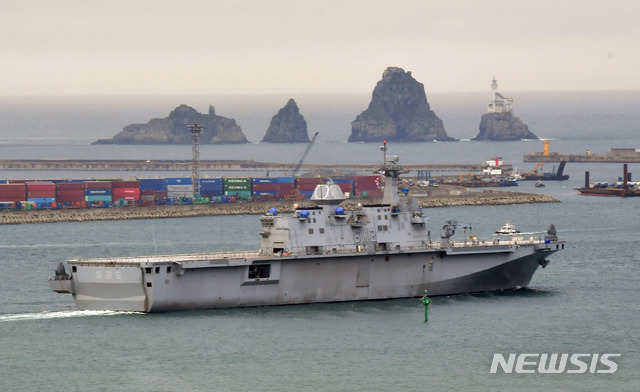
379, 141, 407, 205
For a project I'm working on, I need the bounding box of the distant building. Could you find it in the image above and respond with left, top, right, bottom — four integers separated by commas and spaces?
487, 78, 514, 113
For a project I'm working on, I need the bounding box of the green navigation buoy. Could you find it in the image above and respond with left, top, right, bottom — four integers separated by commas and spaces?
421, 290, 431, 322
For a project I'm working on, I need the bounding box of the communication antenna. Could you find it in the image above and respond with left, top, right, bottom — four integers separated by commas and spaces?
189, 124, 203, 196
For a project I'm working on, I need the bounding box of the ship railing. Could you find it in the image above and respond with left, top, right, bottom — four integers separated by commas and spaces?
71, 250, 261, 264
306, 237, 544, 255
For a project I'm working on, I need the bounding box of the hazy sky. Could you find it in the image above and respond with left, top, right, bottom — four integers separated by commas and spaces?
2, 0, 638, 95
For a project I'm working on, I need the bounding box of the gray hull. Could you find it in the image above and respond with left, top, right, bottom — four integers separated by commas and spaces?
51, 241, 561, 312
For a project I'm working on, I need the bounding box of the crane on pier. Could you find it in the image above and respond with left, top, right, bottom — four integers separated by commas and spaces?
189, 124, 203, 196
291, 132, 319, 176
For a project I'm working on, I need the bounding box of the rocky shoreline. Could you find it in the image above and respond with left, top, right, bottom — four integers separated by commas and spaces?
0, 190, 558, 225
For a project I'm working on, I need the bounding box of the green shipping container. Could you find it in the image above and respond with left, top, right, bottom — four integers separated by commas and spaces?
223, 178, 251, 185
85, 195, 113, 202
224, 190, 251, 200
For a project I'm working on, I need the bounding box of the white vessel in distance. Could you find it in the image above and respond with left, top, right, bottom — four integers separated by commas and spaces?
49, 142, 565, 312
495, 221, 520, 235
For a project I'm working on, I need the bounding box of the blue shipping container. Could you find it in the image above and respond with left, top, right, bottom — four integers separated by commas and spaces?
328, 178, 354, 184
84, 189, 112, 196
165, 178, 192, 185
300, 190, 314, 199
252, 190, 280, 196
278, 177, 295, 183
200, 178, 223, 185
251, 178, 279, 185
200, 179, 223, 190
27, 197, 56, 204
139, 179, 167, 190
0, 180, 6, 184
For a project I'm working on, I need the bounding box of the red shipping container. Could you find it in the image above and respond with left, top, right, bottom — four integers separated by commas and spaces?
0, 184, 26, 192
0, 184, 26, 202
252, 183, 279, 192
85, 181, 112, 189
336, 183, 354, 194
296, 178, 323, 191
28, 191, 57, 198
112, 188, 140, 201
140, 189, 156, 196
278, 183, 295, 193
57, 183, 84, 191
26, 183, 56, 191
112, 181, 140, 188
112, 188, 140, 195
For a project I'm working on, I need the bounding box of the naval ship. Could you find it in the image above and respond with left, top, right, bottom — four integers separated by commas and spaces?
49, 143, 565, 312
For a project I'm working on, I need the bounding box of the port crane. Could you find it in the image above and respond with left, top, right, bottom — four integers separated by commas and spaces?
291, 132, 319, 176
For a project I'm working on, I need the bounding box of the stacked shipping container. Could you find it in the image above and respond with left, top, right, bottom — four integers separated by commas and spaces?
296, 177, 324, 199
112, 181, 140, 204
353, 176, 383, 198
199, 178, 223, 199
224, 178, 251, 200
139, 179, 166, 205
251, 177, 279, 199
166, 178, 193, 199
0, 174, 388, 210
85, 181, 112, 204
26, 182, 56, 205
0, 183, 26, 203
57, 183, 85, 206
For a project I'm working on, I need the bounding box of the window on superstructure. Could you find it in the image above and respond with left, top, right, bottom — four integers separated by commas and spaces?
319, 228, 325, 234
167, 266, 172, 273
155, 267, 160, 274
309, 228, 314, 234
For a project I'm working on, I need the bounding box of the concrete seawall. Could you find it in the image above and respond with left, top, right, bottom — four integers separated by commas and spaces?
0, 190, 558, 225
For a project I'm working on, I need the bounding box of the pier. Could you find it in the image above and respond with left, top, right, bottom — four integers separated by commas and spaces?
523, 145, 640, 163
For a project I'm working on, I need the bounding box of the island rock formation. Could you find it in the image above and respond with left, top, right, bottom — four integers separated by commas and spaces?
473, 79, 538, 141
93, 105, 248, 144
261, 99, 310, 143
349, 67, 455, 142
474, 112, 539, 141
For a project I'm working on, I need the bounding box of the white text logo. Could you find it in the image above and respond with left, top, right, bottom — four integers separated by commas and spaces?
490, 353, 620, 374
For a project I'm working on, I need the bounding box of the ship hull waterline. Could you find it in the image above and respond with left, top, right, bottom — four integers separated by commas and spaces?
50, 243, 562, 313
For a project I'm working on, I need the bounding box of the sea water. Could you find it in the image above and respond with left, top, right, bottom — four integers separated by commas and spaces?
0, 92, 639, 391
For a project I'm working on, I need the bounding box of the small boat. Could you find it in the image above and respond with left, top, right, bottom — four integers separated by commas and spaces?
535, 180, 545, 188
495, 221, 520, 235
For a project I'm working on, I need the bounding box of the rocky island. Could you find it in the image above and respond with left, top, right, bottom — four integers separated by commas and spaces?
349, 67, 455, 143
93, 104, 248, 145
473, 79, 538, 141
261, 99, 310, 143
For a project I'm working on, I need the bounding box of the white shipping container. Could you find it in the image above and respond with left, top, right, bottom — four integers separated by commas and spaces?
167, 191, 194, 198
167, 185, 194, 192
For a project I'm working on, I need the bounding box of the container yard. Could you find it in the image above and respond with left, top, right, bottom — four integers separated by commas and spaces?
0, 175, 385, 211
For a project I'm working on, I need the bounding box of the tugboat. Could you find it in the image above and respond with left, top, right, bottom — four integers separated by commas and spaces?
49, 142, 565, 312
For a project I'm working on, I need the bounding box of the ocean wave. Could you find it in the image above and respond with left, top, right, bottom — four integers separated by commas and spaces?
0, 310, 138, 322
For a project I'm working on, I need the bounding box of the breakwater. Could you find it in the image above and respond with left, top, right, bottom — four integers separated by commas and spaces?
0, 159, 509, 173
0, 190, 558, 225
